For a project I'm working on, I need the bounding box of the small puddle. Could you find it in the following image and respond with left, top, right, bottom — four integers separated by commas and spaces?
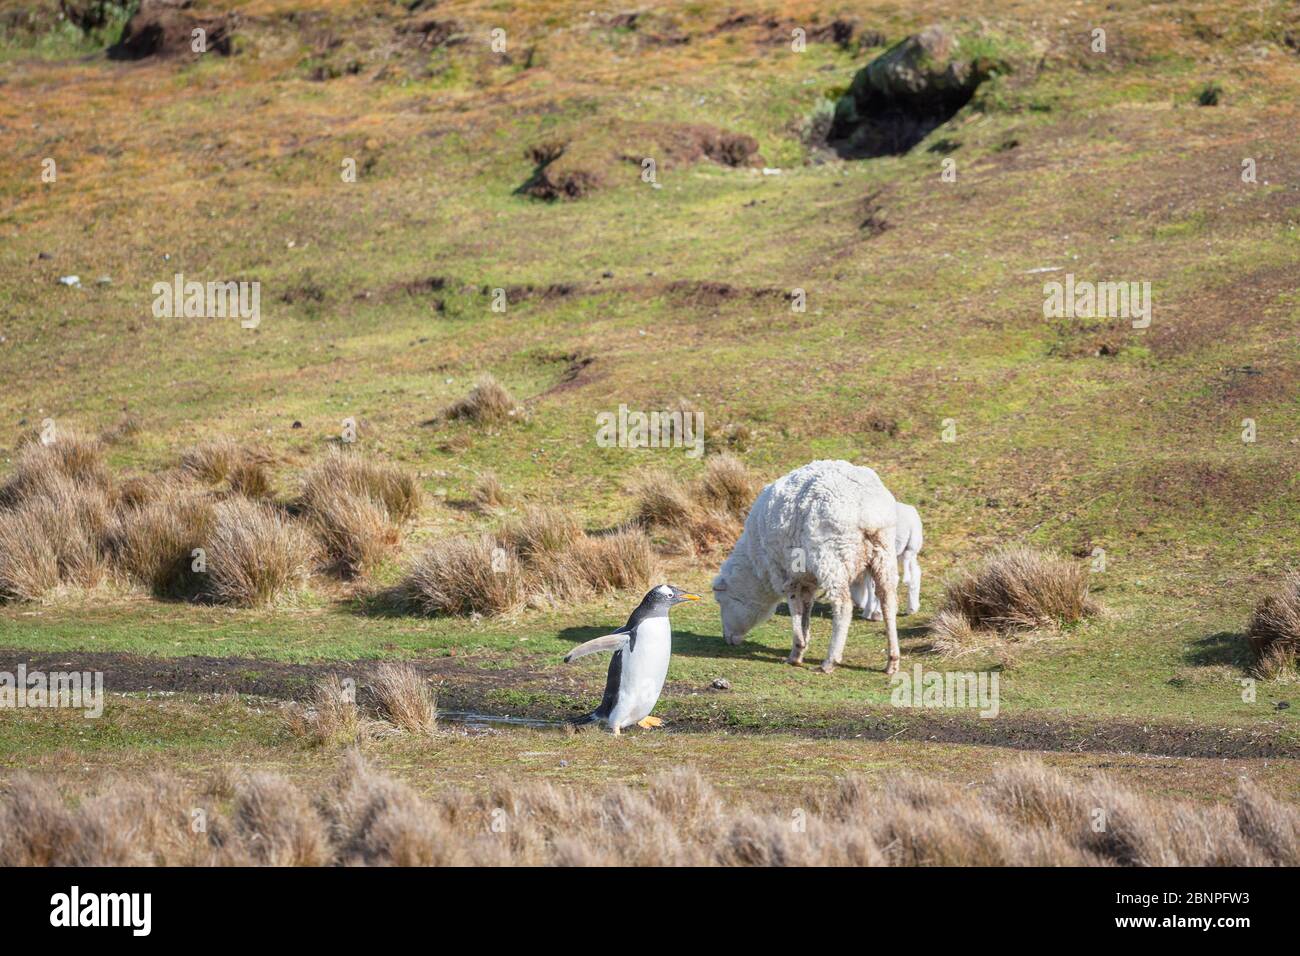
438, 710, 565, 731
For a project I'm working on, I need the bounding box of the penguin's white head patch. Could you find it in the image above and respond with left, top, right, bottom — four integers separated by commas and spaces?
655, 584, 673, 597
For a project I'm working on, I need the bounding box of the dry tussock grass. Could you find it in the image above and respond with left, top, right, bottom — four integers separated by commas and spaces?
502, 505, 583, 560
570, 530, 660, 594
1247, 573, 1300, 681
300, 447, 422, 524
0, 473, 114, 602
404, 533, 528, 616
181, 439, 250, 484
0, 430, 112, 508
180, 439, 276, 498
440, 375, 520, 425
632, 453, 759, 554
0, 433, 422, 602
402, 508, 658, 616
470, 471, 510, 511
1, 756, 1293, 867
285, 676, 364, 746
206, 498, 314, 606
930, 547, 1097, 655
107, 481, 216, 598
299, 448, 422, 576
371, 662, 437, 734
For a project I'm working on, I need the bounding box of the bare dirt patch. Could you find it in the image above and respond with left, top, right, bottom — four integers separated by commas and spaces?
536, 352, 599, 397
621, 122, 765, 169
109, 0, 236, 60
2, 649, 1293, 759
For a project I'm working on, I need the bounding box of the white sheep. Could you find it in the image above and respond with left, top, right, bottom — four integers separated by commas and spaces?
711, 459, 901, 674
851, 502, 923, 618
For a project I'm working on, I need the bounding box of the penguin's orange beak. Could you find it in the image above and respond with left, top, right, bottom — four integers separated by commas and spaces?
681, 593, 700, 601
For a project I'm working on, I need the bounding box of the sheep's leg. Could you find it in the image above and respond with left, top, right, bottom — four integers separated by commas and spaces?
820, 591, 853, 674
786, 592, 808, 665
904, 551, 922, 615
800, 598, 812, 653
867, 538, 901, 676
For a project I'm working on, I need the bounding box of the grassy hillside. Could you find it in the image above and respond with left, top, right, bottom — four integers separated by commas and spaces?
1, 0, 1298, 811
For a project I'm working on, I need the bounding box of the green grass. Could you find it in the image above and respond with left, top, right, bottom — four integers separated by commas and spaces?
1, 0, 1298, 798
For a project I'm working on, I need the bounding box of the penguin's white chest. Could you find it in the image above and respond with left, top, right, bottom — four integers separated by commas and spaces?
610, 617, 671, 728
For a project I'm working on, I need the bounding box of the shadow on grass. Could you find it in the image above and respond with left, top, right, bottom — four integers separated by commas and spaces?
1183, 630, 1251, 670
346, 585, 416, 619
556, 621, 926, 673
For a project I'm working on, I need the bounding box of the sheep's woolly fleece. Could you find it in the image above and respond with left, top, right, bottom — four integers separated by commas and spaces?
717, 459, 897, 603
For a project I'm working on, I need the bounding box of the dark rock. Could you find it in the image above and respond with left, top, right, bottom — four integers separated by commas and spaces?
828, 25, 1005, 157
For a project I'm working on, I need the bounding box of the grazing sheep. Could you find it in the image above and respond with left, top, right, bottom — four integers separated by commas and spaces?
851, 502, 923, 618
711, 460, 901, 674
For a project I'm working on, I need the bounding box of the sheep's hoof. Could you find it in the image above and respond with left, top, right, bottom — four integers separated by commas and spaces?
786, 656, 804, 667
868, 611, 883, 622
819, 661, 835, 674
885, 658, 900, 676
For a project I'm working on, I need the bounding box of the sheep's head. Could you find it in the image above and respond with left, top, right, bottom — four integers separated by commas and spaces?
712, 570, 775, 645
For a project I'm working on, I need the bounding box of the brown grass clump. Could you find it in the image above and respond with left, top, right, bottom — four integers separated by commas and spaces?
228, 458, 275, 499
1, 756, 1294, 867
205, 498, 313, 606
1252, 643, 1299, 682
631, 455, 758, 554
304, 485, 398, 577
180, 440, 276, 499
115, 473, 167, 511
0, 429, 112, 507
285, 675, 363, 746
929, 548, 1096, 655
0, 474, 113, 602
1233, 778, 1300, 866
632, 469, 695, 529
231, 773, 331, 866
107, 482, 216, 598
697, 452, 761, 517
1246, 573, 1300, 679
299, 448, 422, 576
402, 510, 658, 616
570, 529, 660, 594
470, 471, 510, 511
300, 447, 422, 524
318, 750, 453, 866
502, 506, 584, 560
403, 533, 527, 616
180, 439, 248, 484
439, 375, 520, 425
371, 662, 437, 734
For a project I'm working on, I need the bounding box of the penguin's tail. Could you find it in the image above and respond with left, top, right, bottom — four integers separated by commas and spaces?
566, 711, 599, 727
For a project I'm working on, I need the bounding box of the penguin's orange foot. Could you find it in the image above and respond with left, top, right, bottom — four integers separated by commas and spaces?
637, 716, 663, 728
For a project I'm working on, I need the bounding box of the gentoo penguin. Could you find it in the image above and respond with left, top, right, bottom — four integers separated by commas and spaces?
563, 584, 699, 735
